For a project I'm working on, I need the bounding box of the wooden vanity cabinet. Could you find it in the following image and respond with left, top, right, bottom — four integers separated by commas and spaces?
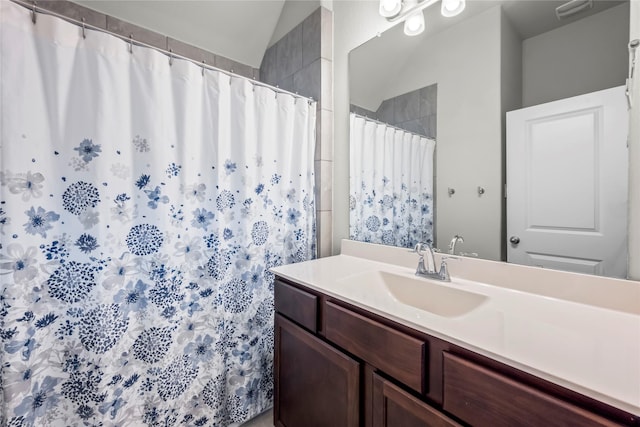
442, 353, 623, 427
274, 277, 638, 427
274, 314, 360, 427
371, 372, 463, 427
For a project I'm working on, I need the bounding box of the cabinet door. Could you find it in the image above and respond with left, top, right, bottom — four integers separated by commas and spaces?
275, 314, 360, 427
372, 373, 462, 427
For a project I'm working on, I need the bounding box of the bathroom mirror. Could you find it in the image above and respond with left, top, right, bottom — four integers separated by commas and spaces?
349, 0, 631, 278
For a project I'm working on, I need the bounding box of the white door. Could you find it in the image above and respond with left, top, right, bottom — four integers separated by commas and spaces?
506, 86, 628, 278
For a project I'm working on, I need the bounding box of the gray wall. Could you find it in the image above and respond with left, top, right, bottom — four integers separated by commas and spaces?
522, 3, 629, 107
260, 7, 335, 258
351, 84, 437, 139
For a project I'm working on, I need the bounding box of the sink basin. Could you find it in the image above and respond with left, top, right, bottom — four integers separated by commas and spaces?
340, 270, 488, 317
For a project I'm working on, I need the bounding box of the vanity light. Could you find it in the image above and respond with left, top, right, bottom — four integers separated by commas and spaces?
379, 0, 402, 18
440, 0, 466, 18
404, 10, 426, 36
381, 0, 466, 36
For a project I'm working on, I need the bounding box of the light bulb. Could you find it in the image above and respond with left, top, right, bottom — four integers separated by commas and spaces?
379, 0, 402, 18
444, 0, 460, 11
441, 0, 466, 17
403, 11, 425, 36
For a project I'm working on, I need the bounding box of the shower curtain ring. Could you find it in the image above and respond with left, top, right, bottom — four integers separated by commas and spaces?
128, 34, 133, 54
81, 18, 86, 39
31, 1, 37, 24
201, 60, 206, 76
168, 48, 173, 66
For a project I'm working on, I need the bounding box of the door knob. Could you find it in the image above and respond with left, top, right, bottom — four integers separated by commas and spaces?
509, 236, 520, 244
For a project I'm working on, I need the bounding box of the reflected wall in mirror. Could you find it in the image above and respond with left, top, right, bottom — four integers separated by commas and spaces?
349, 0, 631, 278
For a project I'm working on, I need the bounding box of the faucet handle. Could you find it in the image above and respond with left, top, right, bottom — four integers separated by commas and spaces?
438, 258, 451, 282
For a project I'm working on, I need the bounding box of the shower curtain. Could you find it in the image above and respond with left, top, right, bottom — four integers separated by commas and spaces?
0, 2, 316, 426
350, 113, 435, 248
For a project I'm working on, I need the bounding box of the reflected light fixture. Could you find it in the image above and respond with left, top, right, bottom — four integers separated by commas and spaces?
379, 0, 466, 37
404, 10, 425, 36
441, 0, 466, 18
379, 0, 402, 18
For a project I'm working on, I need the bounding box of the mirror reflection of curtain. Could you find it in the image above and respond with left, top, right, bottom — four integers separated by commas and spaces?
349, 113, 435, 248
0, 2, 316, 425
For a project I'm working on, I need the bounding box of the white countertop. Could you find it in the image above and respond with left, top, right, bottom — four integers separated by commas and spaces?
271, 240, 640, 416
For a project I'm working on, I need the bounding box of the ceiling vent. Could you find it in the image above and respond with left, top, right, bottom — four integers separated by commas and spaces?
555, 0, 593, 20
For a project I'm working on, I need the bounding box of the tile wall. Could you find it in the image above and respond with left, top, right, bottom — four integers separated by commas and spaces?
351, 84, 437, 139
260, 8, 334, 258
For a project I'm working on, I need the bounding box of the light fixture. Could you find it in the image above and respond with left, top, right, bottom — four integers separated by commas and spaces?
404, 10, 425, 36
440, 0, 465, 18
379, 0, 402, 18
380, 0, 467, 37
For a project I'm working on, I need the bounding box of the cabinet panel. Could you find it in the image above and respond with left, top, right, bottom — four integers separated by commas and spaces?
274, 279, 317, 332
274, 314, 359, 427
443, 352, 622, 427
324, 301, 426, 394
372, 373, 462, 427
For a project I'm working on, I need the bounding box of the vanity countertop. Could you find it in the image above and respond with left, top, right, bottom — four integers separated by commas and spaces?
271, 240, 640, 416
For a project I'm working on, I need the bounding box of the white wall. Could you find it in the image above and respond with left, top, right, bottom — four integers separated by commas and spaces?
75, 1, 285, 67
628, 0, 640, 280
334, 3, 506, 260
522, 3, 629, 107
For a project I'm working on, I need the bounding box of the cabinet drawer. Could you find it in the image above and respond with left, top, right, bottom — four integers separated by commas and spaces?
443, 353, 621, 427
274, 279, 317, 332
325, 301, 426, 394
373, 373, 462, 427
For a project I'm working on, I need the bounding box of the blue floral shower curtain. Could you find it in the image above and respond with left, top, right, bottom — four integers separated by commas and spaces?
0, 3, 316, 426
349, 113, 435, 248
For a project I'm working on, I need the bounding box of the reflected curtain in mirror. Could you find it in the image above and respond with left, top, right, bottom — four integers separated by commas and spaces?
350, 113, 435, 248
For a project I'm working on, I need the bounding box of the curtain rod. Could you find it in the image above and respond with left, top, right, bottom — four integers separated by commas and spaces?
10, 0, 316, 105
351, 112, 436, 142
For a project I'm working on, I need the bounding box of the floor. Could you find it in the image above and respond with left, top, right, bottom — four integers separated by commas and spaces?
241, 409, 273, 427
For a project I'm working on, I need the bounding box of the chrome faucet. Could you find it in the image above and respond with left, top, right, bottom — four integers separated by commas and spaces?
448, 235, 464, 255
414, 243, 451, 282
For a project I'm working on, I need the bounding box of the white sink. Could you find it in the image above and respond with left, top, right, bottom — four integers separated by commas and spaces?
340, 270, 488, 318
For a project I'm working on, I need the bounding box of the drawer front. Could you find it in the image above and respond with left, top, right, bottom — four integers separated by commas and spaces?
443, 353, 621, 427
324, 301, 426, 394
274, 279, 317, 332
372, 373, 462, 427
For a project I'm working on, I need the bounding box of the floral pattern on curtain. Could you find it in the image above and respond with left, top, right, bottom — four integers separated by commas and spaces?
349, 113, 435, 249
0, 3, 316, 426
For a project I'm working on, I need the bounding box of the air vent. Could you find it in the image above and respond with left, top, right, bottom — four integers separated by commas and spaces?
555, 0, 593, 20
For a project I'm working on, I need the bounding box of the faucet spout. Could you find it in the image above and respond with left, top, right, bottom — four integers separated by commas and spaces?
448, 235, 464, 255
414, 242, 450, 281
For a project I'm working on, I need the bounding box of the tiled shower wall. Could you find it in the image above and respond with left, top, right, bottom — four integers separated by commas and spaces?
36, 0, 334, 259
260, 8, 334, 258
351, 84, 437, 139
